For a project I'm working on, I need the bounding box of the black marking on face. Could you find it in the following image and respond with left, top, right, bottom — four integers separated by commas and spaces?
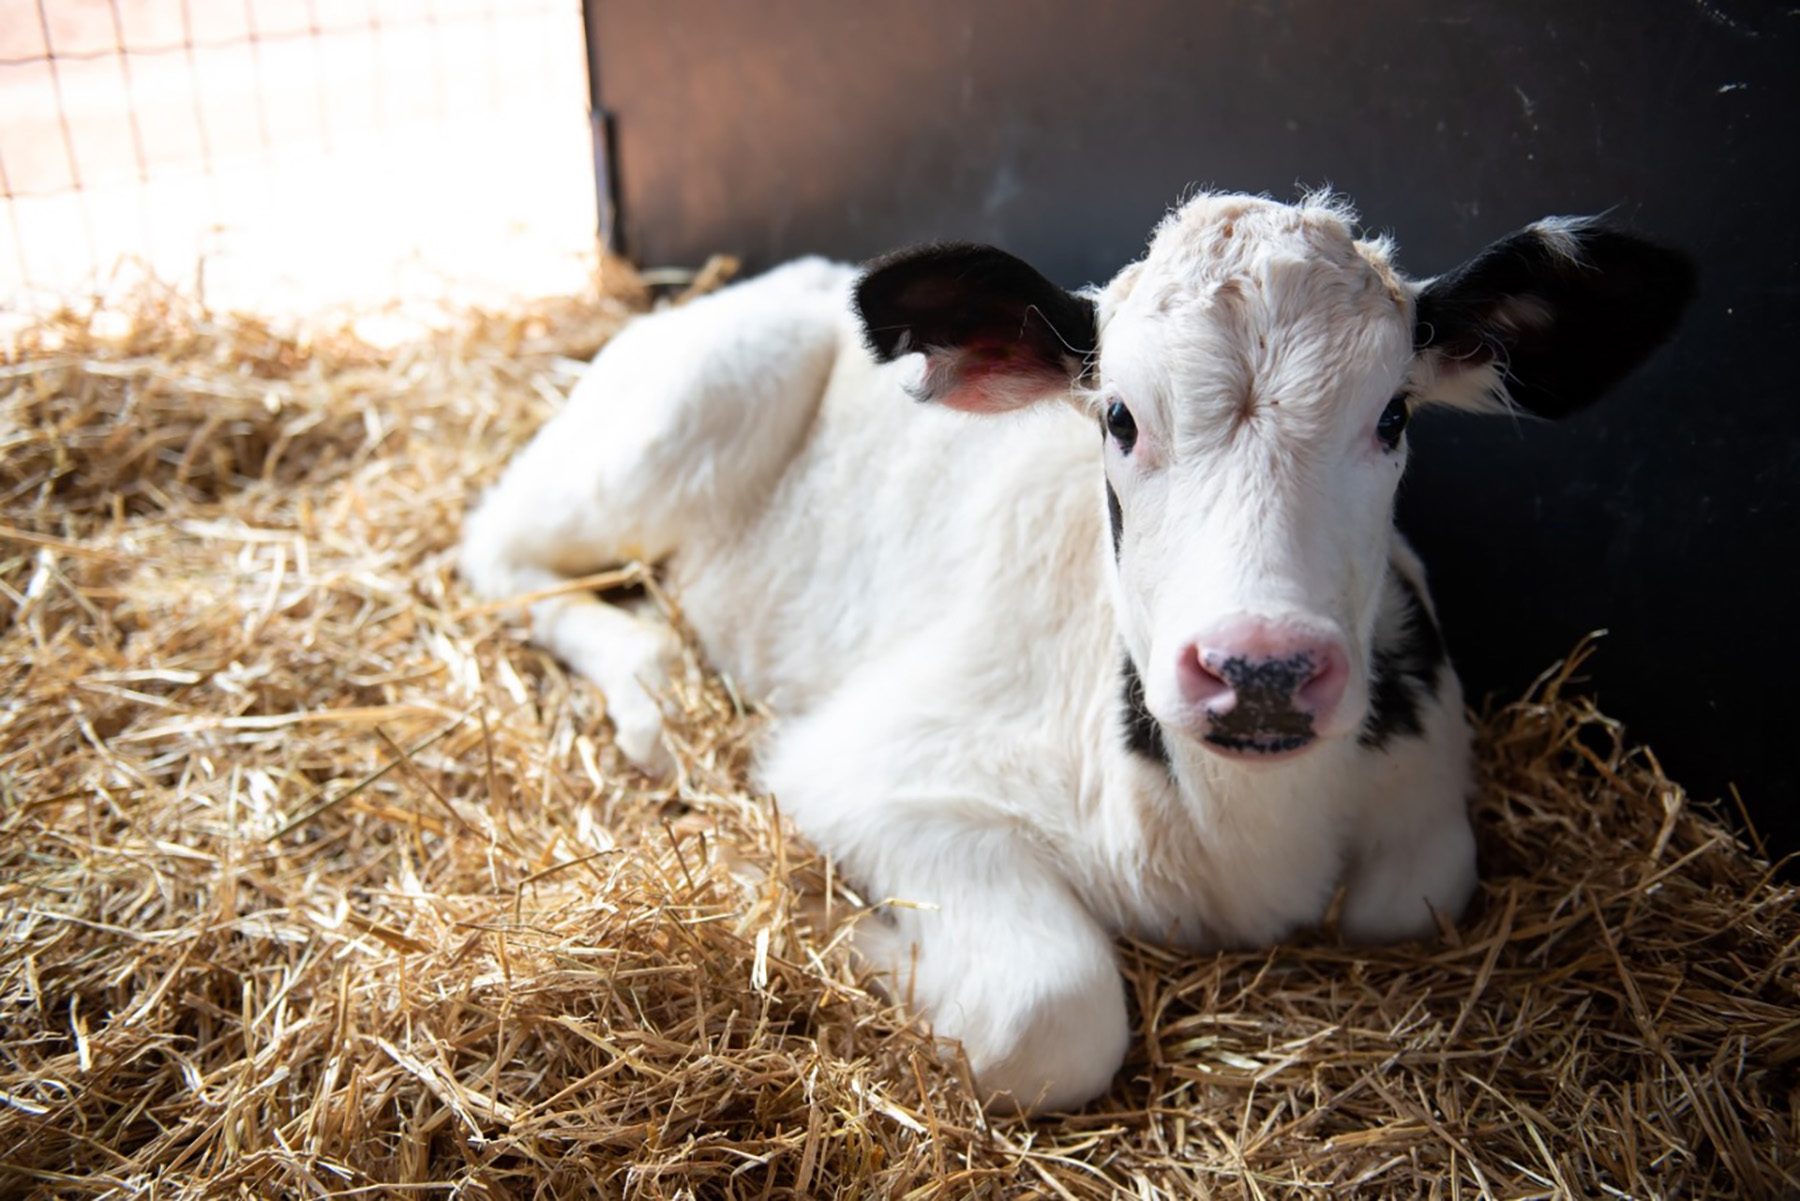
1119, 652, 1170, 769
1360, 570, 1447, 749
1105, 478, 1122, 558
1202, 653, 1318, 754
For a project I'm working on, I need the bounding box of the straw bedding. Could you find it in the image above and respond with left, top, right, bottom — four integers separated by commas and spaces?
1, 265, 1795, 1200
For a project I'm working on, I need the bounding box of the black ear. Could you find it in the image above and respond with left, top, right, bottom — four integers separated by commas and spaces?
854, 243, 1098, 413
1412, 220, 1696, 418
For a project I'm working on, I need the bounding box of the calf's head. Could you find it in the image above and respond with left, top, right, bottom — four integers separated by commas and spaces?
856, 194, 1693, 762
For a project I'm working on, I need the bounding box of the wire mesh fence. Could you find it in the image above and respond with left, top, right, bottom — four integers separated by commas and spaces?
1, 0, 596, 317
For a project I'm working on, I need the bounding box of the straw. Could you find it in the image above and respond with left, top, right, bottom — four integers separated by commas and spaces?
1, 266, 1793, 1199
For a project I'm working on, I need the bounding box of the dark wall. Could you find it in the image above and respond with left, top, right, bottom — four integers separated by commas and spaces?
589, 1, 1800, 854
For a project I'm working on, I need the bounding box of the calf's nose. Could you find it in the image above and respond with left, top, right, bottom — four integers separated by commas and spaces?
1176, 620, 1348, 754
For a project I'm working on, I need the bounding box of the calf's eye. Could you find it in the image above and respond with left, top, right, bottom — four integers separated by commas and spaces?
1105, 401, 1138, 453
1376, 395, 1409, 451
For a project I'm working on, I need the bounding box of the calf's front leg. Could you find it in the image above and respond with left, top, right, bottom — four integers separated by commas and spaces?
760, 679, 1130, 1111
855, 830, 1132, 1112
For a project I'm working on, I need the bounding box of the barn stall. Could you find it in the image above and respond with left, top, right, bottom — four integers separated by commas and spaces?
1, 2, 1796, 1198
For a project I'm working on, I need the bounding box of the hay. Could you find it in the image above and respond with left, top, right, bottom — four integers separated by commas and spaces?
1, 266, 1795, 1201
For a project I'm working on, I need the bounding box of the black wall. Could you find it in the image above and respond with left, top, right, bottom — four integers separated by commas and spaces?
589, 2, 1800, 855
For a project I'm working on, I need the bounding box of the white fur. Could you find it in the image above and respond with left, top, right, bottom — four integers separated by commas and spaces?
460, 196, 1479, 1112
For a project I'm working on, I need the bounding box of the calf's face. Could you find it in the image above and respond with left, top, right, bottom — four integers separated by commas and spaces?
856, 194, 1692, 762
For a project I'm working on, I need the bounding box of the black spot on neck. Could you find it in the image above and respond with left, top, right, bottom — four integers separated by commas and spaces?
1360, 570, 1446, 749
1119, 652, 1170, 769
1105, 479, 1123, 558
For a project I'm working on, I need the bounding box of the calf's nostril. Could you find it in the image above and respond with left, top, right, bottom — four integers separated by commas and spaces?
1176, 643, 1235, 708
1292, 646, 1347, 718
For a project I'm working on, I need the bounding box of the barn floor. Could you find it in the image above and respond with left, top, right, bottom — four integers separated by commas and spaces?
1, 268, 1795, 1200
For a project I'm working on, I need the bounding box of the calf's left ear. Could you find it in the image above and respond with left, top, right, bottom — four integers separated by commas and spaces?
1412, 219, 1696, 418
855, 243, 1097, 414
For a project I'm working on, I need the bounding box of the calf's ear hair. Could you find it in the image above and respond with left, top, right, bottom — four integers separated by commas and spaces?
1411, 219, 1696, 419
855, 243, 1097, 414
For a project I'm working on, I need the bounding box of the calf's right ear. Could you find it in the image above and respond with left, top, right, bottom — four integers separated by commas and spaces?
1411, 219, 1696, 419
855, 243, 1097, 414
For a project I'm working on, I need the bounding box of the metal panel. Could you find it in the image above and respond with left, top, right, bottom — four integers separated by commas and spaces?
590, 0, 1800, 852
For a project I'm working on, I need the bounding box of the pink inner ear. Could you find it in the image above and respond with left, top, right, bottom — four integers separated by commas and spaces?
930, 342, 1068, 414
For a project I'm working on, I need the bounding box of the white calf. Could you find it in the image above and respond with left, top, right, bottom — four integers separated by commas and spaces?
460, 193, 1693, 1111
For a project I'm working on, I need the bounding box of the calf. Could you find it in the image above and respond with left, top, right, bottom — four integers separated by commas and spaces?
460, 193, 1693, 1111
